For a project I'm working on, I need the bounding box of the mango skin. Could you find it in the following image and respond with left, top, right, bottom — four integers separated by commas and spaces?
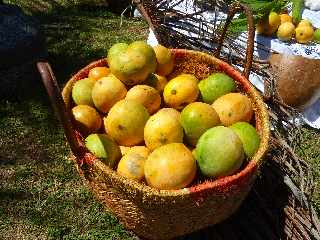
144, 108, 183, 151
144, 143, 196, 190
295, 26, 314, 44
88, 67, 110, 81
72, 105, 102, 136
153, 44, 174, 76
107, 41, 157, 86
105, 99, 150, 146
116, 146, 150, 181
144, 73, 168, 93
72, 78, 96, 106
117, 152, 146, 182
198, 73, 236, 104
120, 146, 130, 156
163, 74, 199, 110
230, 122, 260, 158
92, 75, 127, 113
85, 134, 121, 168
125, 85, 161, 114
196, 126, 244, 178
127, 146, 150, 159
212, 93, 253, 126
181, 102, 220, 146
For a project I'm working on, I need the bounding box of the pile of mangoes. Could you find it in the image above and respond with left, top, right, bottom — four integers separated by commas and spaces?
71, 41, 261, 190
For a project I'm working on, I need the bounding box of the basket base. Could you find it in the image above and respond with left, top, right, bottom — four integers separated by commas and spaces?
74, 158, 314, 240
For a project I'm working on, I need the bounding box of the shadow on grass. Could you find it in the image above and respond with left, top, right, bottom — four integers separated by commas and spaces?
0, 3, 146, 239
3, 0, 147, 101
39, 9, 146, 81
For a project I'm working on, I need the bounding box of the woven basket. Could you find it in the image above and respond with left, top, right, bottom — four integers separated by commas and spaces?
130, 1, 320, 239
38, 46, 269, 239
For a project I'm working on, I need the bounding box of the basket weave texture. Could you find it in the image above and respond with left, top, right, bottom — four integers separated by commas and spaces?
62, 49, 269, 240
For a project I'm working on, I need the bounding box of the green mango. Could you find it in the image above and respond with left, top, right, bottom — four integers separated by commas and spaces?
196, 126, 244, 178
230, 122, 260, 158
198, 72, 236, 104
72, 78, 96, 106
85, 133, 121, 168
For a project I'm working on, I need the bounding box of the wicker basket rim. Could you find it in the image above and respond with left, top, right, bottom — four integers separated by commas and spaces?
63, 49, 270, 197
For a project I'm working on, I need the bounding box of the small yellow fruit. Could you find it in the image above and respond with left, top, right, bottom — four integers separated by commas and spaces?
144, 143, 197, 190
127, 146, 150, 159
144, 108, 183, 151
117, 152, 146, 181
153, 44, 174, 76
267, 12, 281, 35
144, 73, 168, 93
256, 12, 281, 36
92, 75, 127, 113
120, 146, 130, 156
277, 22, 295, 41
212, 93, 253, 126
125, 85, 161, 114
269, 12, 281, 26
88, 67, 110, 81
117, 146, 149, 181
104, 99, 150, 146
295, 26, 314, 43
72, 105, 102, 135
297, 19, 313, 28
163, 74, 199, 110
280, 14, 292, 24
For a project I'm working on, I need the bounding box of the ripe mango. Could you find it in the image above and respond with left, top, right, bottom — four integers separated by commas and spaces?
125, 85, 161, 114
163, 74, 199, 110
88, 67, 110, 81
72, 105, 102, 136
107, 41, 157, 86
144, 73, 168, 93
212, 93, 253, 126
153, 44, 174, 76
104, 99, 149, 146
92, 75, 127, 113
144, 143, 196, 190
144, 108, 183, 150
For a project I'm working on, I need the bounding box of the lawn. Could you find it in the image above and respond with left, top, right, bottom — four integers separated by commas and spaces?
1, 0, 319, 239
1, 1, 147, 239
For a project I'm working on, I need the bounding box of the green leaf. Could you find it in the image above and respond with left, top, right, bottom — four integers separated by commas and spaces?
226, 0, 288, 35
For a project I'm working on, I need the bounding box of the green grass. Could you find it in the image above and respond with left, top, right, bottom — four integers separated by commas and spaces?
1, 1, 319, 239
296, 127, 320, 213
1, 1, 147, 239
0, 100, 136, 239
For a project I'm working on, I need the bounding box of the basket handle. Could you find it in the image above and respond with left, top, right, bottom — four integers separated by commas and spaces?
213, 3, 255, 79
37, 62, 83, 158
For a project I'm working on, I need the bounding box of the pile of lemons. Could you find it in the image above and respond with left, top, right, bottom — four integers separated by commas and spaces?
257, 12, 320, 44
